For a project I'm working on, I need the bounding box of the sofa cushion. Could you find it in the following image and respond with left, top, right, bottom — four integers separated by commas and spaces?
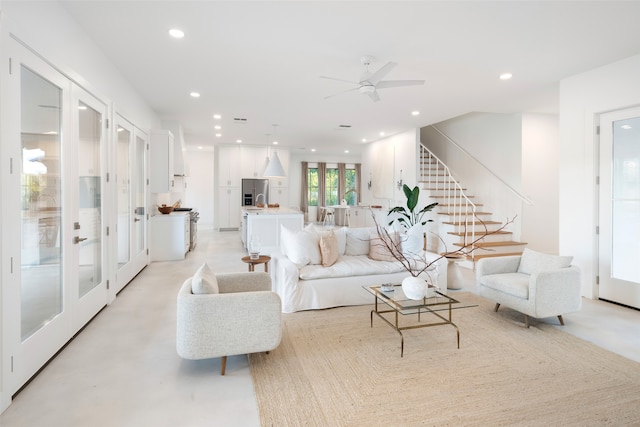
345, 227, 373, 256
319, 231, 339, 267
281, 225, 322, 267
368, 232, 400, 262
191, 262, 219, 294
517, 248, 573, 275
299, 255, 407, 280
479, 272, 529, 299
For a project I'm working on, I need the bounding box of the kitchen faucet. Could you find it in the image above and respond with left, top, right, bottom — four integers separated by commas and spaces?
255, 193, 265, 206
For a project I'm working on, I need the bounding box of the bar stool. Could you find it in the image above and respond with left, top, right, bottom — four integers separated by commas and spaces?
322, 207, 335, 226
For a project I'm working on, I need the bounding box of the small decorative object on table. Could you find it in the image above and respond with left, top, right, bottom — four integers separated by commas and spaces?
380, 283, 394, 292
249, 236, 261, 260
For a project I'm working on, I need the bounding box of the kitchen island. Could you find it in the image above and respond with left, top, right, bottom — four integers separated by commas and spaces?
241, 207, 304, 255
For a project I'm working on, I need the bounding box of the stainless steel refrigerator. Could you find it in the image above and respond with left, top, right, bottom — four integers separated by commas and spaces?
241, 178, 269, 206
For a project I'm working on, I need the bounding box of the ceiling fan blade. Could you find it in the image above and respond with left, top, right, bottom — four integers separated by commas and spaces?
376, 80, 425, 89
324, 87, 360, 99
366, 90, 380, 102
319, 75, 360, 85
367, 62, 397, 85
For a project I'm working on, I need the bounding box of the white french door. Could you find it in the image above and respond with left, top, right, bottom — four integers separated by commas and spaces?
114, 117, 148, 293
70, 85, 109, 332
2, 41, 73, 397
1, 40, 113, 404
599, 107, 640, 309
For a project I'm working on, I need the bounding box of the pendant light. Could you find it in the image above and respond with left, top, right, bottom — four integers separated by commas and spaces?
263, 124, 286, 178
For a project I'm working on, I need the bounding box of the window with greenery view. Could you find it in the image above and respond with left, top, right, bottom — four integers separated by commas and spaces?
307, 166, 357, 206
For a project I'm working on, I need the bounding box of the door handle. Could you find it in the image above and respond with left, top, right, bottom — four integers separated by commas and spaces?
134, 218, 141, 222
74, 236, 88, 244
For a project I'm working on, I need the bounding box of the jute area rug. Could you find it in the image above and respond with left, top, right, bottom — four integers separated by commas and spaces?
249, 292, 640, 426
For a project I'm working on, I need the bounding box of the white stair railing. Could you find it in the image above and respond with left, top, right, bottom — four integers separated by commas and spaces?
419, 144, 478, 255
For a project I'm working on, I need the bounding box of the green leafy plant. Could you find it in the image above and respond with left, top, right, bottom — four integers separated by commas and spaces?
387, 184, 438, 230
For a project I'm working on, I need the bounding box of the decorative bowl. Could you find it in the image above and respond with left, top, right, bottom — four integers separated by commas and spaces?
158, 205, 174, 214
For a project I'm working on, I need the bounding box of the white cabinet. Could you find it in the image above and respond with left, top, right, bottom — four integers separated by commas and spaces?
161, 120, 188, 176
217, 145, 242, 187
149, 213, 189, 261
240, 145, 268, 178
150, 129, 174, 193
245, 210, 304, 255
218, 187, 241, 230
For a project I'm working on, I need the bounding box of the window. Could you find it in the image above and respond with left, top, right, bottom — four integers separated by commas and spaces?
306, 163, 358, 206
325, 168, 338, 205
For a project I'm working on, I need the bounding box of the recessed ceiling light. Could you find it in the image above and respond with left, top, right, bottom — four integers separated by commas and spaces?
190, 92, 200, 98
197, 146, 203, 150
236, 139, 242, 143
272, 141, 278, 145
213, 114, 221, 119
214, 125, 221, 130
362, 138, 367, 143
311, 148, 316, 152
344, 150, 349, 154
169, 28, 184, 39
379, 132, 385, 137
215, 133, 222, 137
411, 111, 420, 116
78, 105, 87, 110
499, 73, 513, 80
621, 124, 632, 130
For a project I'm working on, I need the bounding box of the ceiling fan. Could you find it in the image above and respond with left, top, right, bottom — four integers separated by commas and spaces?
321, 56, 425, 102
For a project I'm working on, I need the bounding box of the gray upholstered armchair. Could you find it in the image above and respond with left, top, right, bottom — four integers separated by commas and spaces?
476, 248, 582, 328
177, 270, 282, 375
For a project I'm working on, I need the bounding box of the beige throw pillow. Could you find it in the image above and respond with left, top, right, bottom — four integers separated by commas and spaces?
368, 232, 400, 262
319, 231, 339, 267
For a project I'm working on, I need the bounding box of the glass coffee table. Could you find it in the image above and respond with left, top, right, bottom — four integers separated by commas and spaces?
364, 284, 477, 357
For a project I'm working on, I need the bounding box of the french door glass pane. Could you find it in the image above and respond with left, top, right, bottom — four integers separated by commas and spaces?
78, 101, 102, 297
611, 118, 640, 282
20, 66, 63, 340
134, 134, 145, 254
117, 126, 131, 267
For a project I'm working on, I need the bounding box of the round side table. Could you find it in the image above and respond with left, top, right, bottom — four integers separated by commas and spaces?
241, 255, 271, 273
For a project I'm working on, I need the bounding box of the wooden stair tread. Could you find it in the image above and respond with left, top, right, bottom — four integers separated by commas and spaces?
448, 230, 511, 236
432, 195, 475, 198
438, 211, 492, 216
423, 187, 468, 191
453, 240, 527, 248
443, 220, 501, 225
468, 252, 525, 261
438, 203, 483, 207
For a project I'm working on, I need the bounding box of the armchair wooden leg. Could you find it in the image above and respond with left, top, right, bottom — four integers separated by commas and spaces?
524, 315, 530, 328
494, 303, 500, 312
220, 356, 227, 376
557, 315, 565, 326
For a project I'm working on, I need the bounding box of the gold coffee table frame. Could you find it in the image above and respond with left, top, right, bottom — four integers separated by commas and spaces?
365, 284, 468, 357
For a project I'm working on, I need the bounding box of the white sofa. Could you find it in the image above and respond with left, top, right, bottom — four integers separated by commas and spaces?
271, 225, 448, 313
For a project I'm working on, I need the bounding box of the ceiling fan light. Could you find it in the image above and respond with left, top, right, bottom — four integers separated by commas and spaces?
263, 151, 286, 177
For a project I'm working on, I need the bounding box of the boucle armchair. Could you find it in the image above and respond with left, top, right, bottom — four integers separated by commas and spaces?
476, 248, 582, 328
177, 270, 282, 375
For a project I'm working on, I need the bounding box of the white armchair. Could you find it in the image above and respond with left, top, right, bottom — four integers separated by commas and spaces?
476, 249, 582, 328
177, 271, 282, 374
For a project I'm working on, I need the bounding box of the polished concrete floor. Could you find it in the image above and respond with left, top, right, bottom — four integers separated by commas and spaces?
1, 229, 639, 426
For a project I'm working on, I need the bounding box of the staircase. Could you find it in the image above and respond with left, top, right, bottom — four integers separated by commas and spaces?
419, 145, 527, 262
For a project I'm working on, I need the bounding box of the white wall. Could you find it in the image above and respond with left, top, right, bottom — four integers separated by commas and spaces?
183, 145, 215, 230
361, 128, 420, 209
521, 114, 559, 254
559, 53, 640, 298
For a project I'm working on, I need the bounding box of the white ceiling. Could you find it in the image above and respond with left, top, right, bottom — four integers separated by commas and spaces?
60, 1, 640, 155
